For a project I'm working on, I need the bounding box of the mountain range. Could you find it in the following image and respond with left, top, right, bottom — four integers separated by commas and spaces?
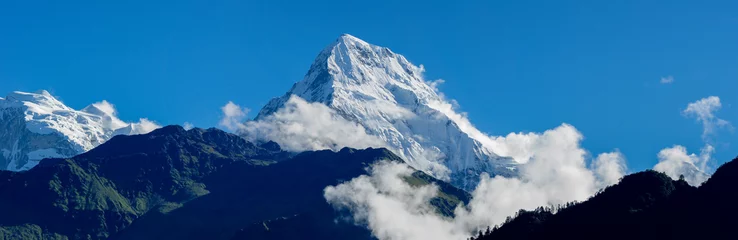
2, 35, 518, 192
1, 34, 736, 240
0, 125, 468, 239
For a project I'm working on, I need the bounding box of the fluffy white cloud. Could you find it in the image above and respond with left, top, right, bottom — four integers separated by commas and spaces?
660, 76, 674, 84
219, 101, 249, 131
683, 96, 732, 140
127, 118, 161, 134
89, 100, 117, 117
489, 131, 541, 164
221, 96, 387, 152
592, 151, 628, 188
456, 125, 623, 231
86, 100, 129, 130
85, 100, 161, 135
325, 161, 469, 240
325, 124, 627, 240
654, 96, 731, 186
487, 126, 627, 189
654, 145, 711, 186
183, 122, 194, 130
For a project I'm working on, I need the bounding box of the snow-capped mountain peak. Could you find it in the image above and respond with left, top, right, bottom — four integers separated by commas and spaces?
4, 90, 72, 115
258, 34, 433, 116
256, 34, 516, 190
0, 90, 160, 171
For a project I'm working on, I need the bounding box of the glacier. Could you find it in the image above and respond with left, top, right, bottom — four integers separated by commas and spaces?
255, 34, 519, 190
0, 90, 160, 171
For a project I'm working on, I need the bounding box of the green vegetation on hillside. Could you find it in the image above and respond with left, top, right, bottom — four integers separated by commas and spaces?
0, 126, 469, 240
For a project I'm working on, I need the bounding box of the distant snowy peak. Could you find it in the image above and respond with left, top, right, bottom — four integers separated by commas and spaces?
256, 34, 516, 190
0, 90, 160, 171
2, 90, 72, 117
257, 34, 437, 118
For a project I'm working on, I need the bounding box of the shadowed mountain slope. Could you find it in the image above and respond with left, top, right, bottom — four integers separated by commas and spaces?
0, 125, 468, 240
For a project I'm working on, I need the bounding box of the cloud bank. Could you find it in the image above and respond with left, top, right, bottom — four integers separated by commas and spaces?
325, 161, 469, 240
216, 80, 732, 240
324, 124, 627, 240
217, 78, 639, 240
220, 96, 387, 152
218, 81, 630, 240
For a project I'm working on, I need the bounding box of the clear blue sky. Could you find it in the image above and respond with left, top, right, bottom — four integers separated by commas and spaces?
1, 0, 736, 171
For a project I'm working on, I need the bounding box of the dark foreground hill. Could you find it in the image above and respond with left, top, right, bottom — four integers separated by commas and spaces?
0, 126, 469, 240
472, 156, 738, 240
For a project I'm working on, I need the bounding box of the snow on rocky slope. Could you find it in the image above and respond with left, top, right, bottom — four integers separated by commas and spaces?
256, 34, 518, 190
0, 90, 159, 171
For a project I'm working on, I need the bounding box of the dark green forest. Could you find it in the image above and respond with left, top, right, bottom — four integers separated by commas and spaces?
0, 126, 468, 240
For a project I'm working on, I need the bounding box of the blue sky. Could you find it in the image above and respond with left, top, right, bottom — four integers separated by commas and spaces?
1, 0, 736, 171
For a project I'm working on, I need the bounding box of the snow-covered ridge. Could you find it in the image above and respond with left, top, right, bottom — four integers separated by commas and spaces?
255, 34, 518, 190
0, 90, 160, 171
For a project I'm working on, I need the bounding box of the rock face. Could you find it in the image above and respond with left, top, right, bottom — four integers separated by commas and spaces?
0, 90, 158, 171
257, 34, 517, 190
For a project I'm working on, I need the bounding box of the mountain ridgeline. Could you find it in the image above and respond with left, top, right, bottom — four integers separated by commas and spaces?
1, 34, 519, 191
0, 125, 470, 239
471, 156, 738, 240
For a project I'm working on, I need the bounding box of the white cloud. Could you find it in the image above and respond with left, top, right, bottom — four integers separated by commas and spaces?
424, 86, 605, 168
592, 151, 627, 188
222, 96, 387, 152
85, 100, 161, 134
89, 100, 118, 117
325, 161, 468, 240
488, 131, 541, 164
654, 145, 711, 186
325, 124, 627, 240
219, 101, 249, 131
683, 96, 732, 140
127, 118, 161, 135
183, 122, 194, 130
453, 125, 611, 233
660, 76, 674, 84
653, 96, 732, 186
86, 100, 129, 130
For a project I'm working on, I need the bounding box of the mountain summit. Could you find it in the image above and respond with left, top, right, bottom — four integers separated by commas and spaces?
0, 91, 159, 171
256, 34, 517, 190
